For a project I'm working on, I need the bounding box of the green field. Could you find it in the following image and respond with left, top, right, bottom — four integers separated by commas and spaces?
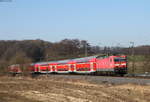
127, 55, 150, 74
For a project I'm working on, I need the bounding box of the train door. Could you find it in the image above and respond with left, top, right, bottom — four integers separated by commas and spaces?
37, 66, 41, 73
90, 62, 96, 72
52, 66, 56, 72
69, 64, 76, 72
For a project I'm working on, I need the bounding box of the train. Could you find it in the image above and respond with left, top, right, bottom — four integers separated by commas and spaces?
8, 55, 127, 76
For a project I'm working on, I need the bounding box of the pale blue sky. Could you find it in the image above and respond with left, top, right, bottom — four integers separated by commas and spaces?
0, 0, 150, 47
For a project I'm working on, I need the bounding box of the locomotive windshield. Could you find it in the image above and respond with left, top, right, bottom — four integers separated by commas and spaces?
114, 58, 126, 62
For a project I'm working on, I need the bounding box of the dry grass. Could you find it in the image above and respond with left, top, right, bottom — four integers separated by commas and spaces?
128, 62, 147, 73
0, 76, 150, 102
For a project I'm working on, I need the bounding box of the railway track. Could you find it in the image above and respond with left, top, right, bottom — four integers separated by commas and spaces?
40, 74, 150, 85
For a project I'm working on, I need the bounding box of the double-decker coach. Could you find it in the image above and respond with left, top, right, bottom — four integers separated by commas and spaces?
72, 56, 97, 73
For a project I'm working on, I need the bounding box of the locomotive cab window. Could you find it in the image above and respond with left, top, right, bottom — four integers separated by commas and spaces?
114, 58, 126, 62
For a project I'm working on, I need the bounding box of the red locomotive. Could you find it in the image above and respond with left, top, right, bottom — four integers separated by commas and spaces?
9, 55, 127, 76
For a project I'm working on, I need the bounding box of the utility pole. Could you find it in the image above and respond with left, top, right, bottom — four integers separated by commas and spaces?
98, 43, 101, 54
46, 54, 49, 61
85, 43, 87, 57
130, 42, 135, 75
117, 43, 121, 54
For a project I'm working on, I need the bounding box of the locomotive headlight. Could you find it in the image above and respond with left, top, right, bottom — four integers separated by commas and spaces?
115, 64, 120, 66
121, 63, 126, 65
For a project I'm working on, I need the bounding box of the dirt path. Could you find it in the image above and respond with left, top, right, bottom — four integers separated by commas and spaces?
0, 76, 150, 102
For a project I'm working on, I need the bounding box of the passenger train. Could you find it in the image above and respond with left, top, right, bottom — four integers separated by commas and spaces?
9, 55, 127, 76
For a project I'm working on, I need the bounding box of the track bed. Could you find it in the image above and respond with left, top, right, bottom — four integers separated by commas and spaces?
45, 74, 150, 85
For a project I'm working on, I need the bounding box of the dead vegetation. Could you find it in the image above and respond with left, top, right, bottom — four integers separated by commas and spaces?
0, 76, 150, 102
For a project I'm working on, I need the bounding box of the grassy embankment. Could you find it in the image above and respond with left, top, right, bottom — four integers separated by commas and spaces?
127, 55, 150, 74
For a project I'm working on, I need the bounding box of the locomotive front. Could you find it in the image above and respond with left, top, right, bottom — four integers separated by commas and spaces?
114, 56, 127, 75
